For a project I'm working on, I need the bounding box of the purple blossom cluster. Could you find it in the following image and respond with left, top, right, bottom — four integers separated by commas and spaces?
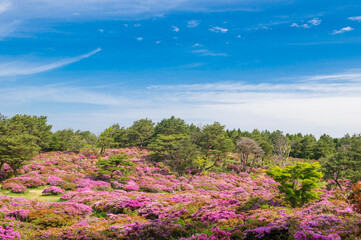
42, 186, 64, 195
0, 149, 359, 239
1, 182, 27, 193
48, 175, 65, 186
73, 178, 111, 191
0, 225, 21, 240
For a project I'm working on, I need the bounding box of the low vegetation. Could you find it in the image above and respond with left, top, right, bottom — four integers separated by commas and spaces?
0, 114, 360, 239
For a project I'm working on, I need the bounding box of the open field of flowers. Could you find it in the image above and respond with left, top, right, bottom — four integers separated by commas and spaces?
0, 148, 360, 240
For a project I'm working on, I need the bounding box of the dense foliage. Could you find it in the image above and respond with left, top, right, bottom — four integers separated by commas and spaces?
267, 162, 323, 207
0, 149, 358, 240
0, 114, 361, 239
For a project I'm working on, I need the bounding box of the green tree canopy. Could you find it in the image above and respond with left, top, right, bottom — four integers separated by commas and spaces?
153, 116, 190, 137
49, 129, 97, 153
7, 114, 52, 151
97, 154, 134, 179
194, 122, 234, 170
150, 134, 188, 160
267, 162, 323, 207
0, 115, 40, 176
314, 134, 336, 159
98, 127, 116, 155
321, 134, 361, 189
127, 118, 154, 147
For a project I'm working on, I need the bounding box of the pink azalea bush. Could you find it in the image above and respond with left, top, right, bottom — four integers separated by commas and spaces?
48, 175, 65, 186
1, 182, 27, 193
124, 180, 140, 191
73, 178, 111, 191
0, 225, 21, 240
42, 186, 64, 195
0, 149, 359, 239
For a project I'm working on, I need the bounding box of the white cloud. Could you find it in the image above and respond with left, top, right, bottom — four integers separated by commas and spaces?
348, 16, 361, 22
144, 71, 361, 137
209, 26, 228, 33
0, 0, 11, 14
3, 69, 361, 136
0, 20, 19, 39
136, 37, 143, 41
155, 40, 161, 44
291, 18, 321, 29
0, 48, 101, 77
1, 0, 272, 21
172, 25, 180, 32
187, 20, 200, 28
192, 49, 228, 56
332, 26, 354, 35
291, 23, 310, 28
0, 0, 286, 39
308, 18, 321, 26
0, 85, 126, 106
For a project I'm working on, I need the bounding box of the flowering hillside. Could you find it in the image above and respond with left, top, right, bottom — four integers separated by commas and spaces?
0, 149, 359, 240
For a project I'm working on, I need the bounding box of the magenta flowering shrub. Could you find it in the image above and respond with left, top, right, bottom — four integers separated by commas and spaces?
48, 175, 65, 186
75, 187, 93, 193
0, 225, 21, 240
122, 219, 189, 240
0, 149, 360, 239
51, 202, 93, 217
1, 183, 27, 193
6, 209, 30, 221
42, 186, 64, 195
244, 223, 289, 239
2, 177, 45, 188
93, 195, 152, 214
110, 181, 123, 189
73, 178, 111, 191
124, 180, 140, 191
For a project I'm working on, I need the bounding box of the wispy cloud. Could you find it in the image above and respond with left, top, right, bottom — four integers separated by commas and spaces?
291, 23, 310, 28
308, 18, 321, 26
187, 20, 200, 28
0, 0, 11, 14
172, 25, 180, 32
290, 18, 321, 29
136, 37, 143, 41
192, 49, 228, 56
0, 85, 129, 107
348, 16, 361, 22
2, 0, 273, 20
3, 69, 361, 136
0, 20, 19, 40
209, 26, 228, 33
306, 71, 361, 82
332, 26, 354, 35
0, 48, 101, 77
143, 69, 361, 136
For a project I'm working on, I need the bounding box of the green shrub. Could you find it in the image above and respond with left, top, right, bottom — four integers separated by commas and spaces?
27, 209, 75, 229
96, 154, 134, 179
62, 182, 77, 191
266, 162, 323, 207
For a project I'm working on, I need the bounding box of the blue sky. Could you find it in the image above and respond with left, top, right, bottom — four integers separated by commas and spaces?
1, 0, 361, 137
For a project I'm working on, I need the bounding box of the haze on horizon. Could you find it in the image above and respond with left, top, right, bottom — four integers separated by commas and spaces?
1, 0, 361, 137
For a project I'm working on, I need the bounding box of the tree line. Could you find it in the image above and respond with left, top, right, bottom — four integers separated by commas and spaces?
1, 114, 360, 185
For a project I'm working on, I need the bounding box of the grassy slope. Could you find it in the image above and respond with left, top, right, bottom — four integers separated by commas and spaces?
0, 186, 61, 202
